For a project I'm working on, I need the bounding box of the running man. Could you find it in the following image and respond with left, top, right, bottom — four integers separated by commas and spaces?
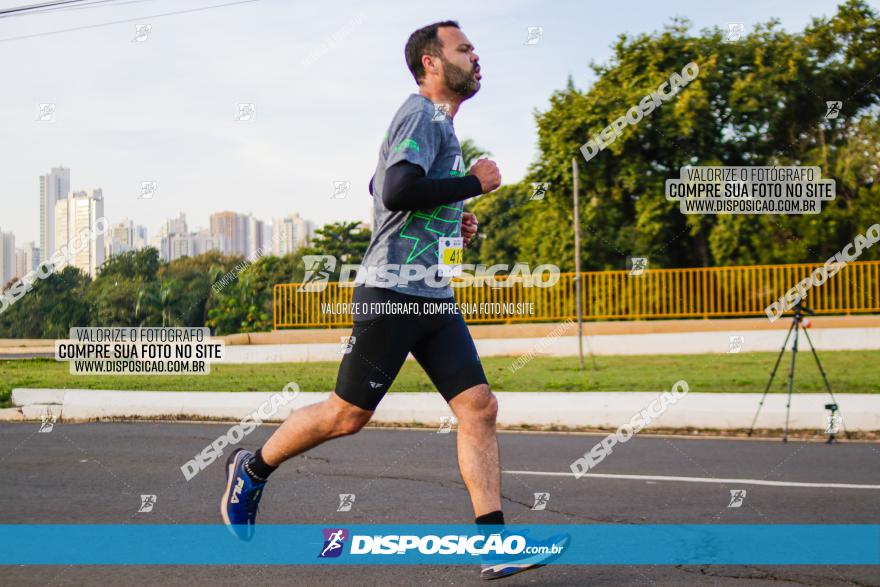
221, 20, 568, 580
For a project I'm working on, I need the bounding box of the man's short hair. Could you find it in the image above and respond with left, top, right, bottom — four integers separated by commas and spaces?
405, 20, 460, 83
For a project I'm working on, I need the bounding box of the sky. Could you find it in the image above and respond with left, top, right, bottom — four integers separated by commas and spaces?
0, 0, 869, 246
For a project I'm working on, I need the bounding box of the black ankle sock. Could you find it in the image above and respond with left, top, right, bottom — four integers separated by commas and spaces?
475, 510, 505, 526
243, 448, 277, 482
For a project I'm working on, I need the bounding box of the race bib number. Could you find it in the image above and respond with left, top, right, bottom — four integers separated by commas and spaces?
438, 237, 463, 277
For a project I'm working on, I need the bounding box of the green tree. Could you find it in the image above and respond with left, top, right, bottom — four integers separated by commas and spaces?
158, 251, 239, 326
88, 248, 161, 327
0, 267, 91, 338
494, 0, 880, 271
304, 221, 371, 266
466, 183, 532, 266
206, 252, 304, 334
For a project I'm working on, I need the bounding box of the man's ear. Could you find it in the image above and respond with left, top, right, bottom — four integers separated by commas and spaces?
422, 54, 439, 77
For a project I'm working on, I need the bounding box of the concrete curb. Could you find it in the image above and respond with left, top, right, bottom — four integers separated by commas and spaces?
3, 318, 878, 362
220, 327, 880, 362
0, 408, 25, 421
6, 388, 880, 431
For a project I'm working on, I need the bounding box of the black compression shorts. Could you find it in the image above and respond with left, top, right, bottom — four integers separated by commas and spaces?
334, 286, 488, 411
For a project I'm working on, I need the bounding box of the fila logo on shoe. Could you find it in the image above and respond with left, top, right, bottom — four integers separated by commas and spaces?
231, 477, 244, 504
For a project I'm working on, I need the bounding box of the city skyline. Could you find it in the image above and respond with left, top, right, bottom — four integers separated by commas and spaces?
0, 164, 319, 285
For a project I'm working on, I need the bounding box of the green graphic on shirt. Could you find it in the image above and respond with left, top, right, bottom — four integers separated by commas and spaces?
448, 154, 465, 176
393, 138, 420, 153
398, 205, 461, 263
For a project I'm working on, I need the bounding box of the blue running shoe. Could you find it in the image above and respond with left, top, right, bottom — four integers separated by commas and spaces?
220, 448, 266, 541
480, 529, 570, 580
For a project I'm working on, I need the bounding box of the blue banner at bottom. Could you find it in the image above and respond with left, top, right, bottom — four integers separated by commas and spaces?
1, 524, 877, 565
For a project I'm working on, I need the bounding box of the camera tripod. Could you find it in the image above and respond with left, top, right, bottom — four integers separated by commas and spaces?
747, 303, 848, 443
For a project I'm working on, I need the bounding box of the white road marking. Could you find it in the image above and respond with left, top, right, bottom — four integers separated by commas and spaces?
503, 470, 880, 490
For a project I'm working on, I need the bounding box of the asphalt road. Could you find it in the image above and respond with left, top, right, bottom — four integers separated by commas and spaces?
1, 422, 878, 586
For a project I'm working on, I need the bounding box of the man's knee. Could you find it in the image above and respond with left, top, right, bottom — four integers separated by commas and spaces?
326, 396, 372, 437
479, 388, 499, 424
453, 384, 497, 424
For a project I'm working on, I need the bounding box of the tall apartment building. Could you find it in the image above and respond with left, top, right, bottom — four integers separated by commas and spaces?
54, 189, 105, 277
105, 218, 148, 258
150, 213, 187, 261
164, 230, 226, 260
272, 213, 314, 256
210, 211, 247, 256
162, 212, 188, 237
208, 211, 267, 257
0, 229, 15, 286
14, 242, 40, 279
245, 214, 268, 258
39, 166, 70, 259
152, 213, 227, 261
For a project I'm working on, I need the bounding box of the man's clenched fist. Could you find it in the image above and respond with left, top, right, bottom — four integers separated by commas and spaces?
468, 158, 501, 193
461, 212, 478, 247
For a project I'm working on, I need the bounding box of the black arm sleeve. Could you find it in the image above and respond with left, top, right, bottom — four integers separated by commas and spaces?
380, 160, 483, 212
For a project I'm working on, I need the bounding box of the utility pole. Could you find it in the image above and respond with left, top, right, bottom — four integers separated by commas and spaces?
572, 157, 584, 371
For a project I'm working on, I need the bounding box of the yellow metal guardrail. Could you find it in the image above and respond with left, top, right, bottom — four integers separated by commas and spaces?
273, 261, 880, 328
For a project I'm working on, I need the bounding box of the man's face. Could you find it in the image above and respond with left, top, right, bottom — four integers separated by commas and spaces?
436, 27, 481, 99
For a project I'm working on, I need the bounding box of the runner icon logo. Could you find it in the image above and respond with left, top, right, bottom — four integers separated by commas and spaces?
39, 413, 56, 433
37, 103, 56, 122
531, 492, 550, 510
826, 413, 843, 434
437, 416, 457, 434
300, 255, 336, 292
726, 23, 745, 42
825, 101, 842, 120
139, 181, 157, 200
138, 494, 157, 513
332, 180, 351, 199
431, 103, 450, 122
339, 336, 355, 355
524, 26, 543, 45
530, 182, 549, 201
728, 335, 744, 353
630, 257, 648, 276
728, 489, 746, 508
337, 494, 355, 512
132, 23, 151, 42
236, 103, 256, 122
319, 528, 349, 558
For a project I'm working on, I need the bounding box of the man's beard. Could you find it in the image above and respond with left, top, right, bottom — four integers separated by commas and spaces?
441, 57, 480, 99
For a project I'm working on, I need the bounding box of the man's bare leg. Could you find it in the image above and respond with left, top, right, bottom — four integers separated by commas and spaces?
260, 393, 373, 467
449, 383, 501, 517
220, 392, 371, 539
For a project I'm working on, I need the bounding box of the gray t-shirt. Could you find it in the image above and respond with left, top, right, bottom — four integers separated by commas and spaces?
359, 94, 467, 299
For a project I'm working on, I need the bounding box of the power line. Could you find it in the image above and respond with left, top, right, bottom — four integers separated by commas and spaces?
1, 0, 159, 18
0, 0, 259, 42
15, 0, 126, 17
0, 0, 92, 18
